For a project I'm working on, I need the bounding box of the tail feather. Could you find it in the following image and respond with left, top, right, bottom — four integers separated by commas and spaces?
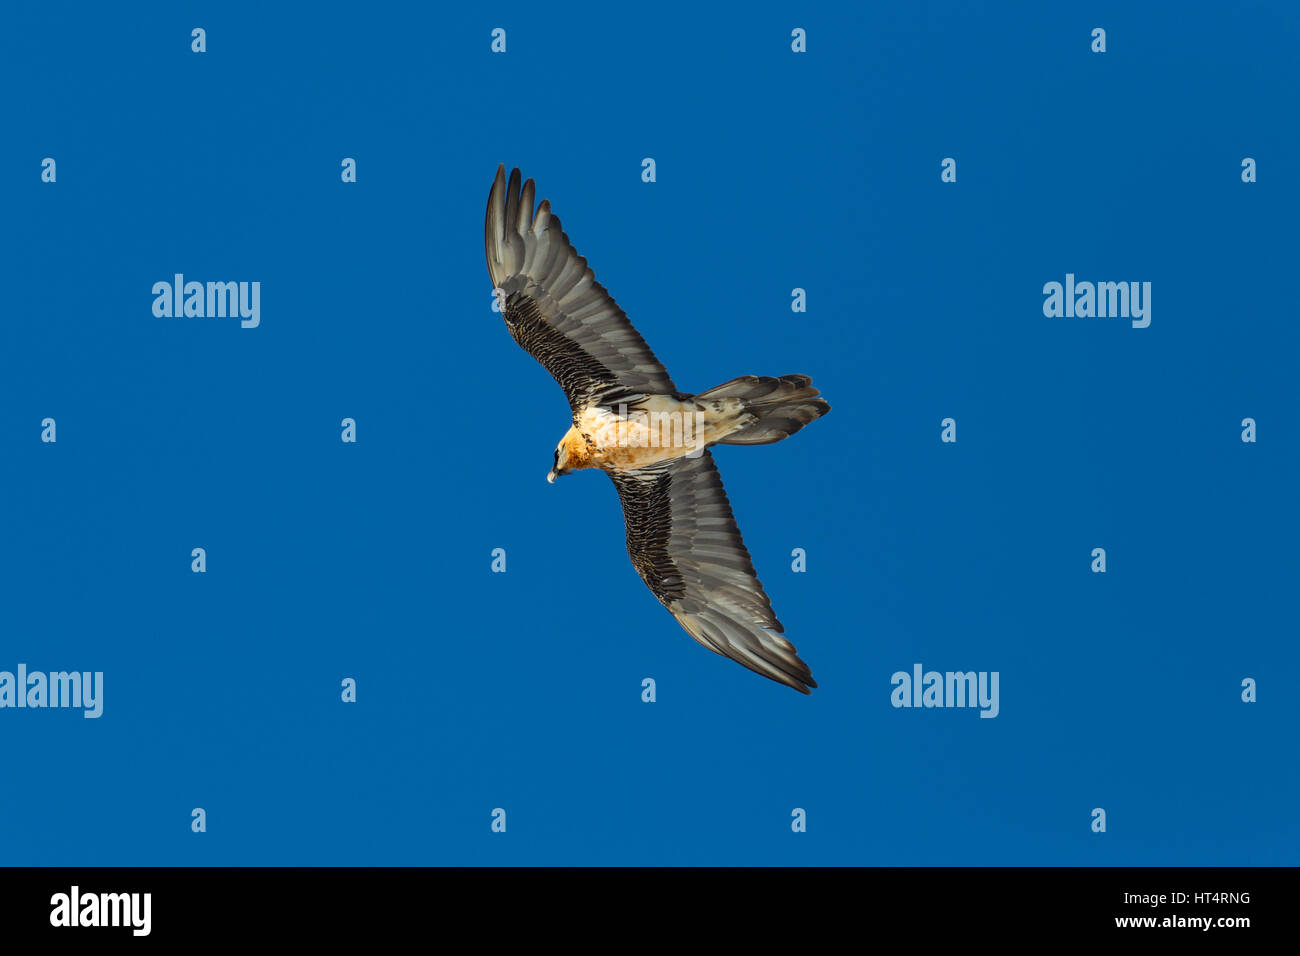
697, 375, 831, 445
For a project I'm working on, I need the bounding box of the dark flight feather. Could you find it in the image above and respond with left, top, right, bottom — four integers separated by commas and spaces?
485, 164, 679, 412
609, 451, 817, 694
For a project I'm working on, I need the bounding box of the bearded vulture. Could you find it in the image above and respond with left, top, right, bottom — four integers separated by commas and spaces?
485, 165, 830, 693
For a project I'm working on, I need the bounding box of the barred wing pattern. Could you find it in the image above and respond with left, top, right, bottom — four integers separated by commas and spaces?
608, 451, 816, 694
485, 164, 679, 412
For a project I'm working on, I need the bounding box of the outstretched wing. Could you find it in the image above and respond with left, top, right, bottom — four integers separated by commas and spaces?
485, 164, 679, 412
608, 451, 817, 694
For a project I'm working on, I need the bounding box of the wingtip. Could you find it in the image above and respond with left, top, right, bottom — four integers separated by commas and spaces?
784, 665, 817, 694
772, 668, 815, 694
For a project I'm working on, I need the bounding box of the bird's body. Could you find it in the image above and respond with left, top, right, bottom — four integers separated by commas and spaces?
485, 165, 830, 693
560, 396, 753, 472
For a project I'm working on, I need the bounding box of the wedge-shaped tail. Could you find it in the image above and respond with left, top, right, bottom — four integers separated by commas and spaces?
697, 374, 831, 445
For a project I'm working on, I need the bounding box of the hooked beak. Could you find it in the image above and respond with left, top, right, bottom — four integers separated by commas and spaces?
546, 470, 557, 484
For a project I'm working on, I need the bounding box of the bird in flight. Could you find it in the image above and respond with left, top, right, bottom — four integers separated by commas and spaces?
485, 165, 830, 693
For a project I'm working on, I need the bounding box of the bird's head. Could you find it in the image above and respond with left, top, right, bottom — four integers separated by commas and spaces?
547, 445, 568, 483
547, 427, 587, 483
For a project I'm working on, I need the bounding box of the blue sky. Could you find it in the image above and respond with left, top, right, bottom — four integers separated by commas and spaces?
1, 1, 1296, 865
